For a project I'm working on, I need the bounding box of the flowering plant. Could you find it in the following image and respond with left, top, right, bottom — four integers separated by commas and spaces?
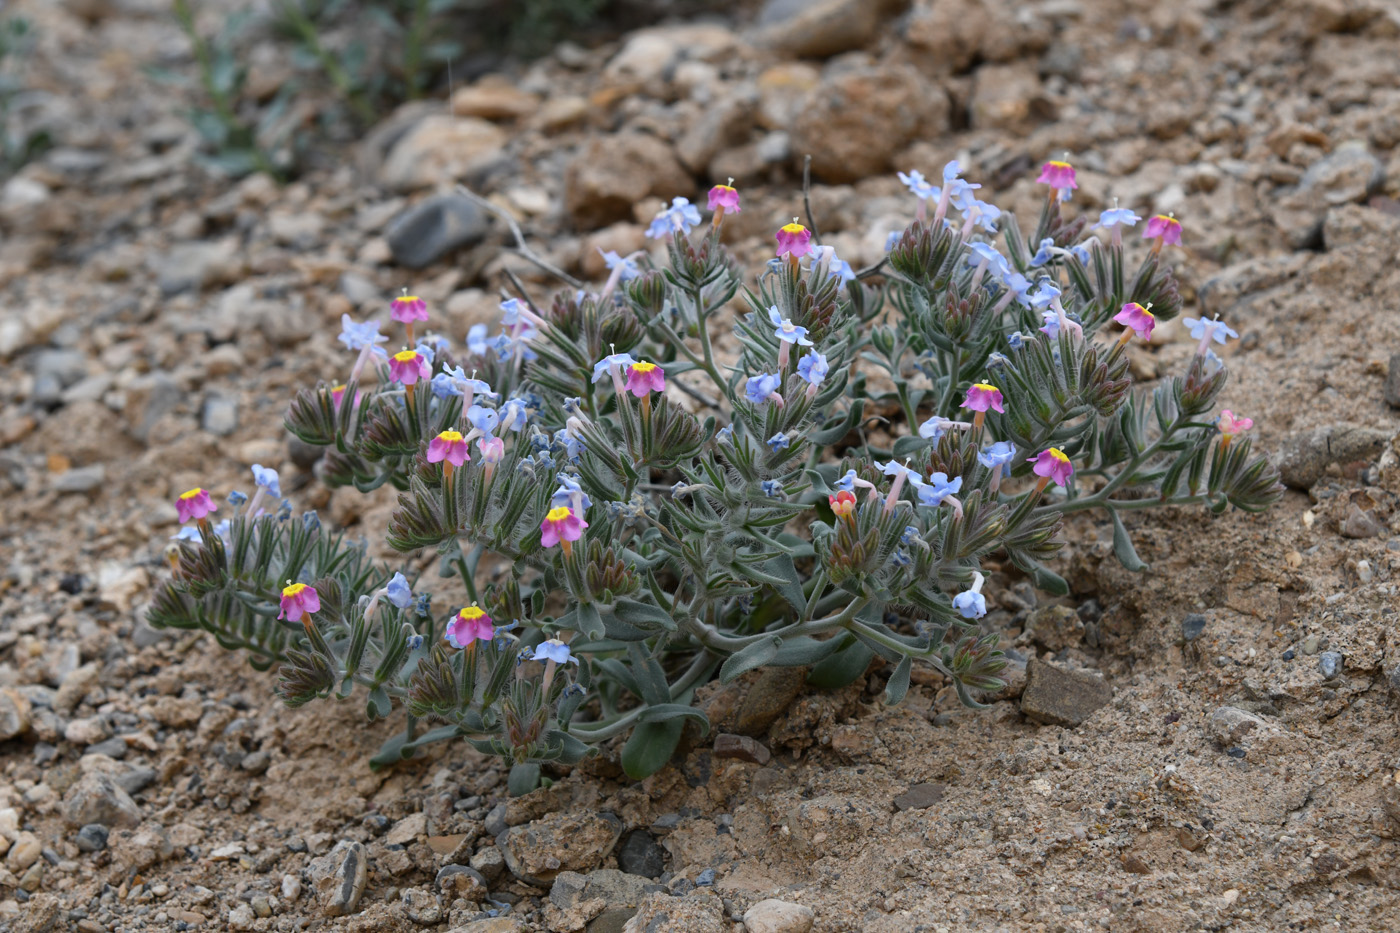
149, 163, 1281, 791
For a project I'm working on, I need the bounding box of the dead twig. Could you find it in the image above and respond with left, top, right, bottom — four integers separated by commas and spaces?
455, 184, 584, 289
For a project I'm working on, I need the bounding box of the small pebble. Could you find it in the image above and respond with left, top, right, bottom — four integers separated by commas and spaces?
75, 824, 109, 853
1282, 650, 1295, 661
1319, 651, 1343, 679
1181, 614, 1207, 642
1226, 747, 1247, 759
695, 868, 716, 886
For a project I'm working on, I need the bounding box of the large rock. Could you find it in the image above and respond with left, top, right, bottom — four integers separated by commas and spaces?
62, 772, 142, 829
565, 133, 693, 228
744, 899, 815, 933
790, 64, 949, 183
1019, 658, 1112, 728
308, 840, 368, 917
1273, 422, 1392, 489
380, 116, 508, 192
1270, 141, 1384, 248
969, 62, 1048, 132
754, 0, 908, 58
497, 810, 623, 886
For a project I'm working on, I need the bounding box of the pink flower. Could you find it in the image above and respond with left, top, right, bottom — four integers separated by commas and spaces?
1113, 302, 1156, 341
625, 361, 665, 397
389, 349, 430, 385
1142, 214, 1182, 245
1028, 448, 1075, 487
446, 605, 494, 648
775, 220, 812, 259
1036, 160, 1078, 198
541, 505, 588, 548
278, 583, 321, 622
1218, 410, 1254, 437
391, 293, 429, 323
330, 384, 362, 408
961, 383, 1005, 414
176, 488, 217, 523
477, 436, 505, 464
427, 429, 471, 467
708, 184, 741, 213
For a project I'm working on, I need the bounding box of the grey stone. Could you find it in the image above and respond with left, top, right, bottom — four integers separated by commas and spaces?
62, 772, 142, 829
754, 0, 905, 58
75, 823, 109, 853
1019, 658, 1112, 728
61, 374, 113, 405
617, 830, 665, 880
1272, 142, 1384, 248
1340, 505, 1385, 538
32, 349, 89, 398
713, 733, 771, 765
1387, 353, 1400, 410
743, 898, 814, 933
124, 373, 181, 442
1024, 605, 1084, 651
114, 767, 156, 796
385, 194, 489, 269
484, 802, 509, 837
339, 272, 381, 307
288, 434, 325, 470
309, 840, 367, 917
469, 844, 506, 883
201, 394, 239, 436
892, 782, 945, 811
1273, 423, 1393, 489
401, 887, 442, 924
83, 736, 127, 759
52, 465, 105, 494
1319, 651, 1343, 679
1181, 614, 1207, 642
435, 864, 488, 901
0, 688, 32, 740
587, 907, 635, 933
153, 240, 241, 295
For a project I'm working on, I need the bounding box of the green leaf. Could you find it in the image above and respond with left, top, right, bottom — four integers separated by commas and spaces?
574, 603, 605, 640
620, 719, 684, 780
892, 435, 932, 459
771, 635, 845, 667
638, 704, 709, 733
883, 656, 912, 706
368, 730, 410, 770
1110, 510, 1148, 572
612, 598, 676, 631
807, 635, 874, 689
627, 644, 671, 706
760, 554, 805, 616
366, 686, 392, 721
507, 762, 541, 797
718, 636, 782, 683
1029, 564, 1069, 596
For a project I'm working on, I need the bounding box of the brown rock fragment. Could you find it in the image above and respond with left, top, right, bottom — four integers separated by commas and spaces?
1019, 658, 1112, 727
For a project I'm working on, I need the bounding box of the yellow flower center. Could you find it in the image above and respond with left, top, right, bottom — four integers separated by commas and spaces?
437, 430, 463, 442
972, 382, 999, 392
282, 583, 308, 597
458, 606, 487, 621
631, 361, 657, 374
179, 488, 204, 500
545, 506, 572, 522
394, 295, 419, 304
1048, 448, 1070, 463
780, 222, 806, 234
714, 185, 735, 194
1048, 160, 1072, 169
331, 384, 347, 393
393, 349, 419, 362
1155, 214, 1176, 225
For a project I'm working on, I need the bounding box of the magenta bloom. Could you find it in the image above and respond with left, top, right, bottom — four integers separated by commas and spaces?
775, 221, 812, 259
1036, 160, 1078, 198
1113, 302, 1156, 341
625, 361, 665, 397
278, 583, 321, 623
541, 505, 588, 548
1028, 448, 1074, 487
477, 436, 505, 464
708, 184, 741, 213
1218, 410, 1254, 437
427, 429, 471, 467
389, 349, 430, 385
1142, 214, 1182, 245
446, 605, 494, 648
961, 383, 1005, 414
176, 488, 218, 523
391, 293, 429, 323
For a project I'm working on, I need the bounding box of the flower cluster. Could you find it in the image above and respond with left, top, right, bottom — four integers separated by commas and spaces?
152, 153, 1280, 792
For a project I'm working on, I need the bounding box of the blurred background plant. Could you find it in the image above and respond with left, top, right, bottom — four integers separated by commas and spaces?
0, 6, 50, 178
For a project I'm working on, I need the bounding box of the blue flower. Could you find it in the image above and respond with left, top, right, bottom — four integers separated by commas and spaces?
966, 242, 1008, 276
978, 441, 1017, 476
834, 469, 858, 494
898, 169, 939, 201
767, 432, 790, 452
646, 197, 702, 239
987, 352, 1010, 369
767, 306, 813, 346
1029, 278, 1061, 309
213, 519, 231, 541
563, 397, 585, 415
227, 490, 248, 506
487, 333, 514, 362
953, 589, 987, 619
276, 498, 293, 521
1183, 315, 1239, 345
1007, 332, 1025, 350
430, 372, 458, 399
499, 298, 526, 326
884, 231, 902, 252
875, 460, 924, 489
1002, 271, 1034, 306
1039, 309, 1061, 338
302, 511, 321, 533
917, 472, 962, 507
828, 255, 857, 284
500, 397, 530, 432
918, 416, 959, 440
591, 351, 639, 384
761, 480, 783, 499
385, 572, 413, 609
797, 352, 829, 386
406, 634, 424, 651
171, 525, 202, 542
942, 160, 969, 183
1097, 207, 1141, 229
553, 428, 584, 462
1070, 243, 1093, 265
529, 639, 577, 665
1029, 237, 1057, 267
900, 525, 921, 546
717, 423, 735, 444
468, 324, 489, 356
551, 474, 591, 511
466, 404, 499, 437
600, 249, 641, 282
414, 592, 432, 618
890, 548, 912, 568
671, 481, 689, 497
745, 372, 781, 404
251, 464, 280, 498
338, 315, 388, 357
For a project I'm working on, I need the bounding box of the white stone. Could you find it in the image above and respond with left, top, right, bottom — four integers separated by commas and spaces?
743, 899, 815, 933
